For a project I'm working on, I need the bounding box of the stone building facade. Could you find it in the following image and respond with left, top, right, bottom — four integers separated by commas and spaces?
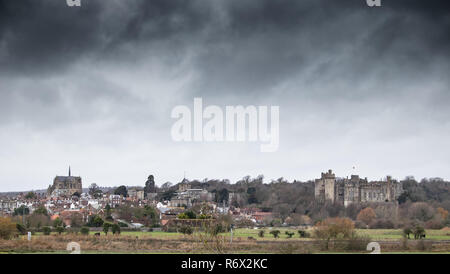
128, 187, 145, 200
0, 200, 18, 214
47, 167, 82, 197
315, 170, 403, 206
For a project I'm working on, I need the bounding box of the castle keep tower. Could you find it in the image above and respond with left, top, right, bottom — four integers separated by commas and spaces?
314, 169, 336, 203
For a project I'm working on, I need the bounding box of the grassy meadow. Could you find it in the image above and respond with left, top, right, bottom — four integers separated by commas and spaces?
2, 228, 449, 254
26, 227, 450, 241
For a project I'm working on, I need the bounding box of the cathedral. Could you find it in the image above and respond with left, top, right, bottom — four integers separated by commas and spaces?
315, 170, 403, 207
47, 167, 82, 197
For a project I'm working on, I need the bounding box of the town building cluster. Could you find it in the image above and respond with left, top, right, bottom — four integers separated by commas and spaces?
0, 168, 274, 229
1, 169, 403, 229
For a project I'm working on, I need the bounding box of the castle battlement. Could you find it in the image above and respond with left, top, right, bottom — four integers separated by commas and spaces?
320, 169, 335, 179
315, 170, 403, 207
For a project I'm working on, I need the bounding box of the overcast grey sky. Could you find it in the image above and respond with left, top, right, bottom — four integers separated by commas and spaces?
0, 0, 449, 192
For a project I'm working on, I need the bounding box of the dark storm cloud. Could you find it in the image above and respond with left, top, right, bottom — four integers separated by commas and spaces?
0, 0, 105, 75
0, 0, 450, 190
0, 0, 449, 78
388, 0, 450, 18
117, 0, 213, 42
189, 0, 450, 97
0, 0, 215, 75
0, 0, 449, 127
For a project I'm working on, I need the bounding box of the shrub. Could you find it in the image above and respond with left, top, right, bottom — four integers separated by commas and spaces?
270, 230, 280, 238
180, 210, 196, 219
16, 223, 27, 235
42, 226, 51, 235
314, 217, 355, 250
80, 227, 90, 235
356, 207, 376, 226
270, 219, 282, 227
413, 226, 426, 239
285, 231, 295, 238
53, 217, 63, 228
87, 215, 104, 227
55, 226, 65, 235
344, 233, 371, 251
198, 214, 211, 220
403, 227, 413, 239
314, 217, 355, 239
258, 230, 265, 238
179, 225, 193, 235
111, 223, 121, 235
298, 230, 310, 238
0, 217, 17, 239
103, 222, 112, 235
209, 223, 225, 236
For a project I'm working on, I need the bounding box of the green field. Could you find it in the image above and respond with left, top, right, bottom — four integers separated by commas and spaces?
229, 228, 450, 241
29, 228, 450, 241
356, 229, 450, 241
6, 228, 448, 254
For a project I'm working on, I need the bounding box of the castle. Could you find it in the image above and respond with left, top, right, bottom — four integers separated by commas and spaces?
315, 170, 403, 207
47, 167, 82, 197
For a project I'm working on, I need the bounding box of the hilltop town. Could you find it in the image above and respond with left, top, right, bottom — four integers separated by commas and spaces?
1, 168, 449, 234
0, 168, 274, 231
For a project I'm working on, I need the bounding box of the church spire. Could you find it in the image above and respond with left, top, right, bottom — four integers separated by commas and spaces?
69, 166, 71, 177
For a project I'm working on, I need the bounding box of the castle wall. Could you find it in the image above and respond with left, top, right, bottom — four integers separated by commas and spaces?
314, 170, 403, 206
343, 182, 360, 207
324, 178, 335, 202
314, 179, 324, 198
